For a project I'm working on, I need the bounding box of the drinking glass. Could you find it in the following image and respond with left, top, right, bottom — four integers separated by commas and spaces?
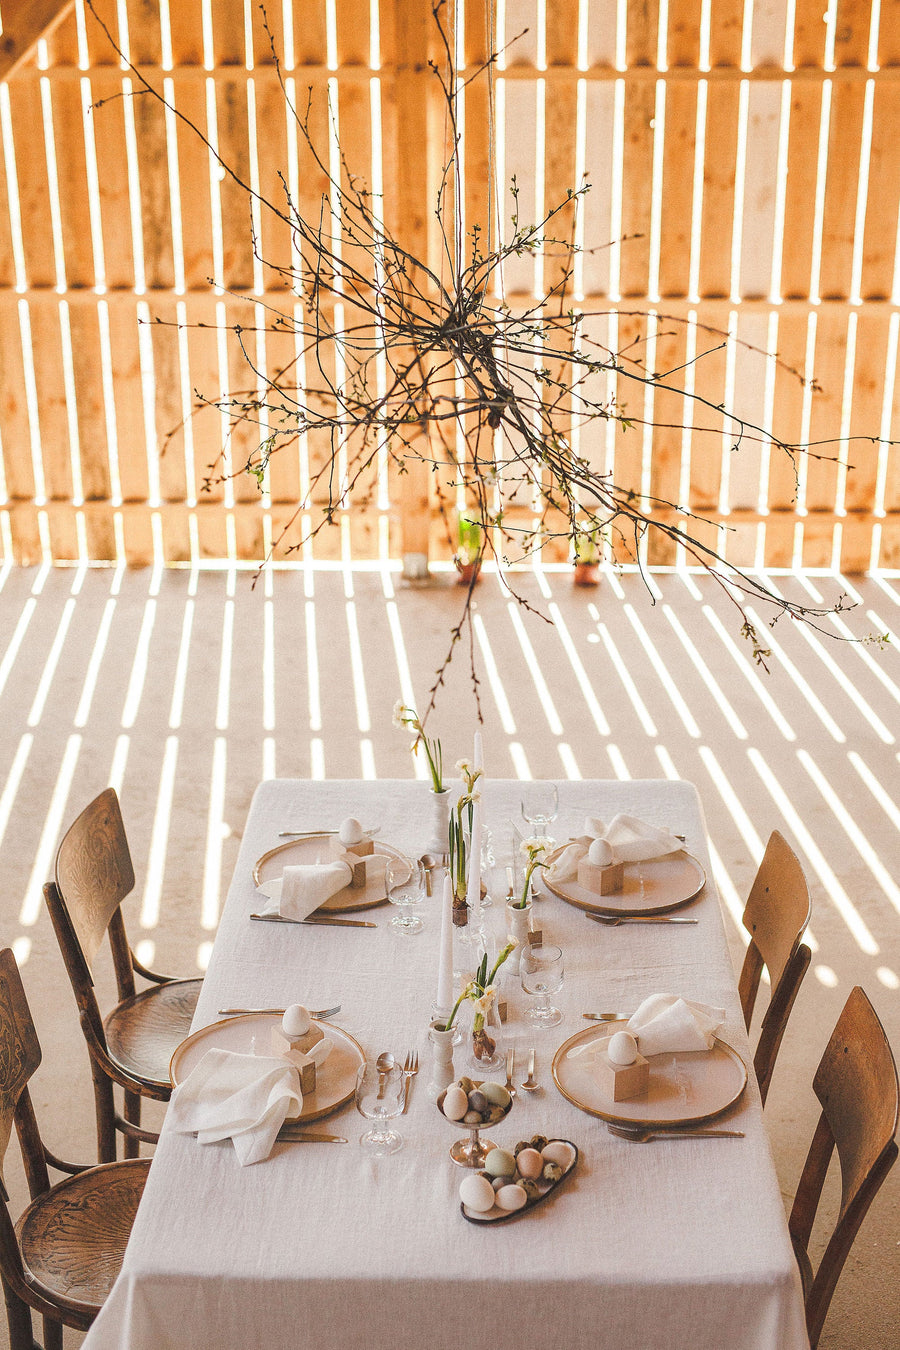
521, 783, 559, 844
520, 944, 565, 1028
355, 1060, 404, 1154
385, 855, 427, 935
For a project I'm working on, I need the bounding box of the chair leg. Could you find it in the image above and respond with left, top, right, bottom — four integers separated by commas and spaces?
92, 1062, 118, 1163
41, 1313, 63, 1350
123, 1090, 142, 1159
2, 1277, 35, 1350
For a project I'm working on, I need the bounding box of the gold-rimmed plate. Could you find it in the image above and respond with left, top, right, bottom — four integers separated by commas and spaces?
169, 1014, 365, 1122
543, 842, 706, 917
551, 1022, 747, 1127
253, 836, 407, 913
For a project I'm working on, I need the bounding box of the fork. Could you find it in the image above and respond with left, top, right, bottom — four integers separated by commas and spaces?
607, 1122, 744, 1142
401, 1049, 419, 1112
587, 915, 698, 927
217, 1004, 342, 1018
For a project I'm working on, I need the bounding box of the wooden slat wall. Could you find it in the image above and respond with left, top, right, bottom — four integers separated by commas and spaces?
0, 0, 898, 569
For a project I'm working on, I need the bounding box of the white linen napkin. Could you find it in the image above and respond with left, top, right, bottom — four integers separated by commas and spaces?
626, 993, 725, 1058
546, 813, 683, 882
257, 859, 353, 920
170, 1048, 304, 1166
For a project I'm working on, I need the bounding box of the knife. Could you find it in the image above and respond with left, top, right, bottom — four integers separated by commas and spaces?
275, 1129, 348, 1143
278, 824, 380, 838
250, 913, 377, 929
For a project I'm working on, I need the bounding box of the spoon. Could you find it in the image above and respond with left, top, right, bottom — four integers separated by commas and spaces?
519, 1048, 539, 1091
504, 1047, 517, 1098
376, 1051, 395, 1100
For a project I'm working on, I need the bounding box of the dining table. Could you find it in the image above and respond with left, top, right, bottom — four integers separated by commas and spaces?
82, 777, 809, 1350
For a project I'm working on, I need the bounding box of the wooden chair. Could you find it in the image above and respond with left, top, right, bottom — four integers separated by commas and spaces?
44, 787, 201, 1163
0, 948, 149, 1350
789, 986, 899, 1349
738, 830, 812, 1105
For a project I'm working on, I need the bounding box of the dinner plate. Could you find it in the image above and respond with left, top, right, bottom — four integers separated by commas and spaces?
253, 836, 407, 913
169, 1014, 365, 1122
543, 842, 706, 916
551, 1022, 747, 1127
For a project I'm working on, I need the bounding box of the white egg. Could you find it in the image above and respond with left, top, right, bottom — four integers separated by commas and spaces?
495, 1184, 528, 1212
588, 838, 613, 867
442, 1085, 470, 1121
459, 1174, 496, 1213
282, 1004, 312, 1039
541, 1140, 576, 1170
339, 817, 364, 846
608, 1030, 638, 1066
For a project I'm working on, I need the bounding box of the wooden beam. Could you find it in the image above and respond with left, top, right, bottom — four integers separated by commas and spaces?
0, 1, 76, 82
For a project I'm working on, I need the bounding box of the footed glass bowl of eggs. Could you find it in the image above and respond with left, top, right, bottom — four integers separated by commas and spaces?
458, 1136, 579, 1224
437, 1077, 513, 1168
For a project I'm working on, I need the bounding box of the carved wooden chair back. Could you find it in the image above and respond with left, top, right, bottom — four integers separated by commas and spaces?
0, 949, 149, 1350
52, 786, 136, 1002
45, 788, 202, 1164
738, 830, 812, 1104
789, 986, 899, 1348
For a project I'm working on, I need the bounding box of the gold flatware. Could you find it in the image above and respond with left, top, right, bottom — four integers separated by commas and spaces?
586, 915, 698, 927
607, 1122, 744, 1142
250, 914, 377, 929
217, 1004, 341, 1018
519, 1048, 539, 1091
582, 1012, 631, 1021
278, 824, 380, 838
275, 1129, 349, 1143
402, 1049, 419, 1112
504, 1047, 516, 1098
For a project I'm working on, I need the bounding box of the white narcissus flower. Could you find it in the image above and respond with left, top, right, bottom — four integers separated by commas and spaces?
455, 758, 471, 774
392, 700, 408, 730
472, 986, 496, 1019
520, 836, 548, 857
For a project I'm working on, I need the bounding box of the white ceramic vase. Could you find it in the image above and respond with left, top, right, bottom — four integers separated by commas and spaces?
428, 1020, 456, 1095
506, 898, 532, 974
426, 788, 451, 854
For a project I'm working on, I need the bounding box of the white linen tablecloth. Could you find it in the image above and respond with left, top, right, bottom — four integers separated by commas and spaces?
83, 779, 808, 1350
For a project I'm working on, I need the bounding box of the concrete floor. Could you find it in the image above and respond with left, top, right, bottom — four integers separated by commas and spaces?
0, 559, 898, 1348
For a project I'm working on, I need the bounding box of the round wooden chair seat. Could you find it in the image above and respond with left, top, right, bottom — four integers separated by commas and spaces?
105, 977, 202, 1088
16, 1159, 150, 1317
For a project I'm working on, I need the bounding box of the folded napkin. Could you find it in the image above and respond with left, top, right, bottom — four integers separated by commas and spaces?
626, 993, 725, 1058
170, 1048, 304, 1166
546, 813, 683, 882
258, 859, 353, 920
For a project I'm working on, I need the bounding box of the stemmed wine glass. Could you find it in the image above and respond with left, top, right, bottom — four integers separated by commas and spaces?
355, 1060, 404, 1154
520, 943, 565, 1028
521, 783, 559, 844
384, 855, 427, 935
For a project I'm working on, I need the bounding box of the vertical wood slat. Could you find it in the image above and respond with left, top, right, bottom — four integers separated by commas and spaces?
0, 295, 42, 563
108, 300, 153, 565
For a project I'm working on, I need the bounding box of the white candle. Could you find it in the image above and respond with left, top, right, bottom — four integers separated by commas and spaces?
466, 795, 482, 911
436, 873, 454, 1015
474, 730, 483, 773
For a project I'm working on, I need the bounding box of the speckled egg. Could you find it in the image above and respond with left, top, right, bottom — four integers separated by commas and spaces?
442, 1085, 469, 1121
515, 1147, 544, 1180
608, 1030, 638, 1066
459, 1173, 496, 1213
495, 1184, 528, 1212
282, 1004, 312, 1039
338, 816, 364, 846
467, 1089, 488, 1114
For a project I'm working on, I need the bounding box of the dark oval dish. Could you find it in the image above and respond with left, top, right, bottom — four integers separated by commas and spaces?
460, 1140, 579, 1225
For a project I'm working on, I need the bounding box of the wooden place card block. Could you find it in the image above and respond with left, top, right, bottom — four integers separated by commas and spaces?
595, 1048, 649, 1102
577, 858, 625, 895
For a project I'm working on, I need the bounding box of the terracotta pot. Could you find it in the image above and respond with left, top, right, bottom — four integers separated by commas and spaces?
573, 562, 600, 587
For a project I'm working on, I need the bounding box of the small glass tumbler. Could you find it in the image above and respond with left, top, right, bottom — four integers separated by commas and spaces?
355, 1060, 404, 1155
520, 943, 565, 1028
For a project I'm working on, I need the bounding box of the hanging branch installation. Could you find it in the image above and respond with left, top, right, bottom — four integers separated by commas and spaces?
85, 0, 888, 710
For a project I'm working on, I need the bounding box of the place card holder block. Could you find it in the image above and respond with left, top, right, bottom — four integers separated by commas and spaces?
576, 858, 625, 895
595, 1048, 649, 1102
